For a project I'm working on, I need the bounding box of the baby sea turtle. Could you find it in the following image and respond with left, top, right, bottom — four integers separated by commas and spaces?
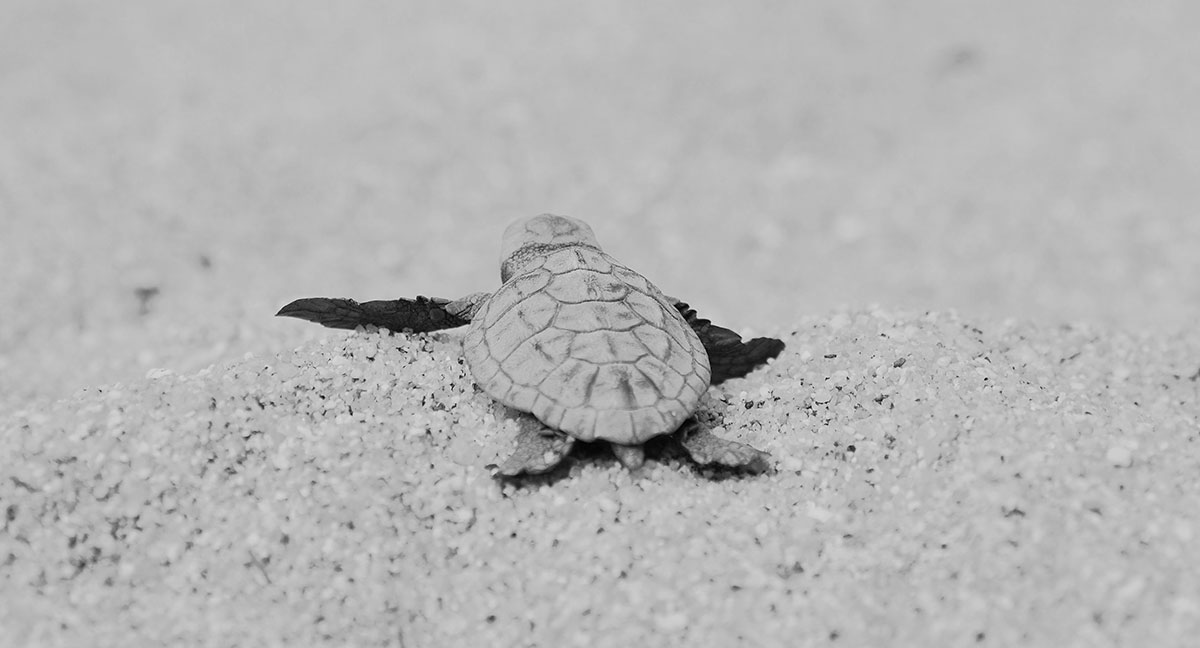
277, 214, 784, 477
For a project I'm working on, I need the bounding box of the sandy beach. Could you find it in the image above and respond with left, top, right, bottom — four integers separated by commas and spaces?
2, 1, 1199, 646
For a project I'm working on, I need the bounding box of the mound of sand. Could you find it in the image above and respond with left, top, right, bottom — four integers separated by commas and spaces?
4, 309, 1197, 646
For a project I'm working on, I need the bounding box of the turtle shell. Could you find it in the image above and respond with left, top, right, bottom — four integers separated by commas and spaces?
462, 246, 711, 444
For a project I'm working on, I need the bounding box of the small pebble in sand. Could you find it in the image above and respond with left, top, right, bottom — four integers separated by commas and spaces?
779, 455, 804, 472
655, 612, 689, 632
1105, 445, 1133, 468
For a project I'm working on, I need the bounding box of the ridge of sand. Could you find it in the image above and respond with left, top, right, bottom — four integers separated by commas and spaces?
3, 308, 1197, 646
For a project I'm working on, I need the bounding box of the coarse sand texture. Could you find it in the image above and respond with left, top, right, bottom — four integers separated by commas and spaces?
3, 309, 1199, 646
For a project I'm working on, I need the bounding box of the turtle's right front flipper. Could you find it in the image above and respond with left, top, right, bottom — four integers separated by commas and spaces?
276, 296, 469, 332
673, 301, 785, 385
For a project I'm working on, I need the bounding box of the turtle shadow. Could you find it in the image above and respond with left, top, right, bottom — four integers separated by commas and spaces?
647, 435, 775, 482
493, 435, 770, 489
491, 441, 613, 489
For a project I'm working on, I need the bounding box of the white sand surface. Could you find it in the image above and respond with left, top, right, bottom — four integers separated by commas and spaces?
2, 1, 1199, 646
4, 312, 1199, 646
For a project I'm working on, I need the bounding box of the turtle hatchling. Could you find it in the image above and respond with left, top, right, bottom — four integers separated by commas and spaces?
277, 214, 785, 477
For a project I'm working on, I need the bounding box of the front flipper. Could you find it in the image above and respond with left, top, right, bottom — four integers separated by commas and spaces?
493, 416, 576, 477
677, 419, 771, 474
277, 295, 470, 332
674, 302, 785, 385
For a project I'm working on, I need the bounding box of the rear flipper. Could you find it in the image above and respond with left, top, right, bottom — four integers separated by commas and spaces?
276, 296, 470, 333
674, 302, 785, 385
491, 415, 576, 477
676, 419, 771, 474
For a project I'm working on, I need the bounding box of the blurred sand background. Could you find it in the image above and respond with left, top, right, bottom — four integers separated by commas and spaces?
2, 0, 1198, 408
3, 1, 1200, 646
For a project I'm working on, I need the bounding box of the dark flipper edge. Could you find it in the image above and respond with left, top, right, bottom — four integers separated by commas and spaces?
276, 296, 469, 333
674, 302, 785, 385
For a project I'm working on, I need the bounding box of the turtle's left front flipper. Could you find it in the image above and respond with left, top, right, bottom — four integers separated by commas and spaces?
674, 301, 785, 385
277, 295, 470, 333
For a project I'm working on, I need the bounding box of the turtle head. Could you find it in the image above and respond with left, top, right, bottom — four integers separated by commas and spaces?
500, 214, 600, 282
